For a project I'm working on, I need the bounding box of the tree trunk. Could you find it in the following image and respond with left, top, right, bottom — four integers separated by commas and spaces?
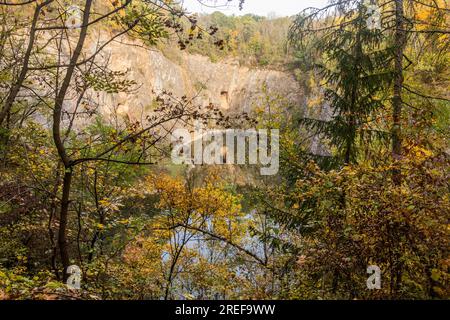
53, 0, 93, 280
392, 0, 407, 184
0, 0, 53, 126
59, 169, 72, 281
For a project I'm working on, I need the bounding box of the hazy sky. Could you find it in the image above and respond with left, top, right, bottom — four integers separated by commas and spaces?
180, 0, 329, 17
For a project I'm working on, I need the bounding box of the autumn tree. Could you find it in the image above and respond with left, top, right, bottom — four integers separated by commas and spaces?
0, 0, 242, 282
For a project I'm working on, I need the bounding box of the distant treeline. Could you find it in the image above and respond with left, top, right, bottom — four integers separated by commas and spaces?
179, 12, 293, 67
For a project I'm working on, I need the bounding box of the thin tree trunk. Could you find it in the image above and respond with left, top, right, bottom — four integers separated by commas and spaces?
0, 0, 53, 126
48, 169, 61, 280
53, 0, 93, 280
59, 169, 72, 280
392, 0, 407, 184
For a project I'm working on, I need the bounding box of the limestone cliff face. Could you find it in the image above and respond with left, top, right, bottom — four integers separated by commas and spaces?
94, 35, 304, 120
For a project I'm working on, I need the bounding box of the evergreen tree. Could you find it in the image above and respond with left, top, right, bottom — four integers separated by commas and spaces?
290, 0, 394, 166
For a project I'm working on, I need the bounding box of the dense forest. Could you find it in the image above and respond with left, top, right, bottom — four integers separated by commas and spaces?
0, 0, 449, 300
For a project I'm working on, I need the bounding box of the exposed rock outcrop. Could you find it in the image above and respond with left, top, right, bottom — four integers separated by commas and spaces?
91, 34, 305, 120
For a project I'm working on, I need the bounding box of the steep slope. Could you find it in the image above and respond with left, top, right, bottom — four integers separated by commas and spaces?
91, 34, 305, 120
